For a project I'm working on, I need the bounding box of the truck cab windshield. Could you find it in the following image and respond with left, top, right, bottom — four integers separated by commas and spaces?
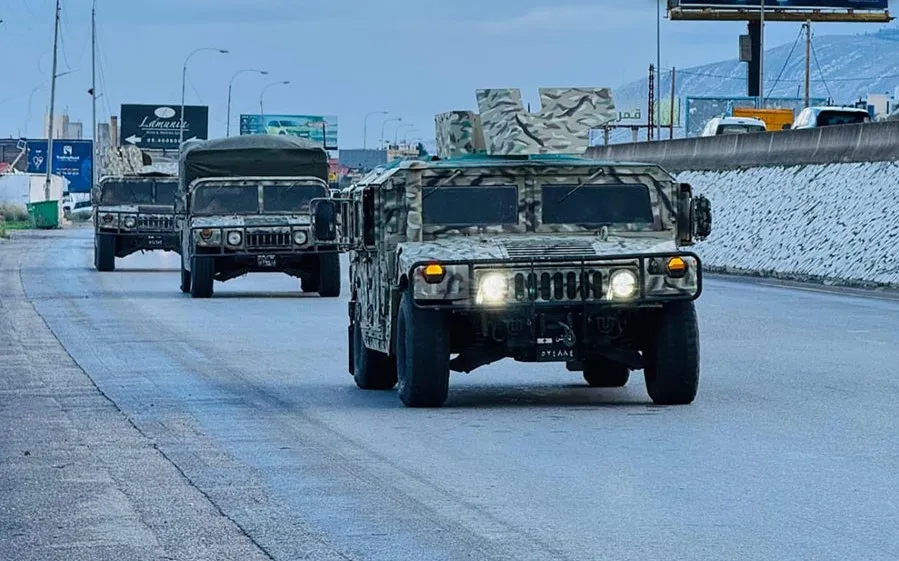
421, 186, 519, 227
191, 183, 328, 215
100, 180, 176, 205
540, 184, 655, 228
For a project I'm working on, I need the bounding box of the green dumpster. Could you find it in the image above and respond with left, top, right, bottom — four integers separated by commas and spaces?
26, 200, 60, 229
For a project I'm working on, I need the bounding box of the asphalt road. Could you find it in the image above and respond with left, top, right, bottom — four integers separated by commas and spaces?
3, 227, 899, 561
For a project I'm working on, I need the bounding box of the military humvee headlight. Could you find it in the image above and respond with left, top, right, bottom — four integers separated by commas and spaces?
608, 269, 638, 300
123, 216, 137, 228
421, 263, 445, 284
199, 228, 213, 240
293, 230, 308, 245
102, 213, 114, 224
476, 273, 508, 305
226, 231, 242, 246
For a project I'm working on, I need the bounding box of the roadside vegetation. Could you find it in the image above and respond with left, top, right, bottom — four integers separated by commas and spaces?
1, 203, 32, 236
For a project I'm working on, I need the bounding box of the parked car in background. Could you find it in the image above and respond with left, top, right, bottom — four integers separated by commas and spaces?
790, 106, 871, 129
700, 116, 768, 137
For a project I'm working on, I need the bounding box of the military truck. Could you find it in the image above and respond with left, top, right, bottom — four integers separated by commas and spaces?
342, 87, 713, 408
92, 171, 180, 271
176, 135, 344, 298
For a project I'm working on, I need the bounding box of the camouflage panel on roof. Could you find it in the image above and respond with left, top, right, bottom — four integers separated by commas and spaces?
476, 88, 616, 155
434, 111, 486, 158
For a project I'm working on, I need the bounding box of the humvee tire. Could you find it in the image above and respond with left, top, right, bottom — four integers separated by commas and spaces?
352, 320, 397, 390
643, 301, 700, 405
95, 234, 115, 272
179, 254, 191, 293
318, 253, 341, 298
583, 360, 630, 388
190, 256, 215, 298
395, 290, 450, 408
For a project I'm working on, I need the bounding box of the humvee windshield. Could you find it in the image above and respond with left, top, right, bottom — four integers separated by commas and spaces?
540, 184, 655, 226
191, 183, 327, 215
100, 180, 178, 206
422, 186, 519, 226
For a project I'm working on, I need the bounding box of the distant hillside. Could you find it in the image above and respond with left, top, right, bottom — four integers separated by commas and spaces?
606, 27, 899, 142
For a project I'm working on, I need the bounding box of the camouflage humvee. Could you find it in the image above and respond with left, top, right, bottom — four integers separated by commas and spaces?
91, 171, 180, 271
342, 87, 713, 408
176, 135, 345, 298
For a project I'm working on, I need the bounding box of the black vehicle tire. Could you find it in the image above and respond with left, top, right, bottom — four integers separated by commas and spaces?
583, 360, 630, 388
190, 256, 215, 299
95, 234, 115, 272
318, 253, 341, 298
352, 320, 397, 390
395, 290, 450, 408
643, 301, 700, 405
179, 254, 191, 294
302, 274, 320, 293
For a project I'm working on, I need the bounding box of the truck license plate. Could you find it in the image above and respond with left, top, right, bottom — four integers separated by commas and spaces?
257, 254, 277, 267
536, 338, 577, 362
146, 236, 163, 248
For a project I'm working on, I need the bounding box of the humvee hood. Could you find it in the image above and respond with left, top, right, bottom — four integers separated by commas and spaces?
97, 204, 174, 214
190, 215, 311, 228
397, 235, 680, 269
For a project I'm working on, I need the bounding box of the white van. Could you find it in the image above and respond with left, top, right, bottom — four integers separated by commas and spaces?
700, 116, 768, 137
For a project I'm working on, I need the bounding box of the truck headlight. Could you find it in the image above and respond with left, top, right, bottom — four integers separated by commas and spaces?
608, 269, 638, 300
476, 272, 508, 305
123, 215, 137, 228
226, 231, 242, 246
293, 230, 307, 245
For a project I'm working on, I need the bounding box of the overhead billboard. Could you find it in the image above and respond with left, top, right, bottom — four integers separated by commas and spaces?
25, 139, 94, 193
120, 104, 209, 150
670, 0, 888, 8
239, 114, 338, 150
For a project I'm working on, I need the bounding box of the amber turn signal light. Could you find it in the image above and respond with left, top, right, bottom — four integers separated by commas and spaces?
666, 256, 687, 278
422, 263, 446, 284
200, 228, 213, 240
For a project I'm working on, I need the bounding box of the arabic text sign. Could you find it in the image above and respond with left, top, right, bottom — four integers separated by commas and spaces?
239, 114, 338, 150
670, 0, 887, 9
610, 98, 682, 127
25, 139, 94, 193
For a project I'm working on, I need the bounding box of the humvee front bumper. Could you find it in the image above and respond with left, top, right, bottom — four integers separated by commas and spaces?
96, 229, 179, 254
407, 252, 703, 311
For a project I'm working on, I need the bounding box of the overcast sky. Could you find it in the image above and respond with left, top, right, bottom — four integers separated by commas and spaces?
0, 0, 895, 147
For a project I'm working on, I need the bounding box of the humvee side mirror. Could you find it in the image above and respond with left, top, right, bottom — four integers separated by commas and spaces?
692, 195, 712, 240
174, 192, 186, 214
312, 198, 337, 241
676, 182, 693, 244
91, 186, 101, 206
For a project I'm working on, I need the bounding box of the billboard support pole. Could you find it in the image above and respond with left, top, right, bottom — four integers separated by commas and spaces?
670, 67, 676, 139
759, 0, 765, 108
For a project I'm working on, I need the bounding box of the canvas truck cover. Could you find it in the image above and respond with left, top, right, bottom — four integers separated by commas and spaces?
179, 135, 330, 190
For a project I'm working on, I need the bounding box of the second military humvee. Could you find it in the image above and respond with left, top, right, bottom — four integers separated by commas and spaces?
92, 171, 180, 271
342, 87, 712, 408
176, 135, 344, 298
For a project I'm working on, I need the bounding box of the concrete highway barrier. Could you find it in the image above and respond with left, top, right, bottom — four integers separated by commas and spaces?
586, 120, 899, 173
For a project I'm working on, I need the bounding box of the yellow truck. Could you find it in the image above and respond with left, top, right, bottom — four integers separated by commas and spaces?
731, 107, 795, 131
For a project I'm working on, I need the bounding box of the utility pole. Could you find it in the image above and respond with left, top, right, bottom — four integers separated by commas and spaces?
91, 0, 97, 190
656, 0, 662, 140
759, 0, 765, 108
804, 19, 811, 108
45, 0, 61, 201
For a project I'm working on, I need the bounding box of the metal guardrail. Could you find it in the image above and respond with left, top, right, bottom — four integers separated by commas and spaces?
585, 120, 899, 173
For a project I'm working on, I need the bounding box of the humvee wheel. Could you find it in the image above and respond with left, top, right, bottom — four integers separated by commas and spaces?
643, 301, 700, 405
94, 234, 115, 272
190, 256, 215, 298
583, 360, 630, 388
352, 320, 397, 390
395, 290, 450, 408
179, 254, 191, 293
318, 253, 341, 298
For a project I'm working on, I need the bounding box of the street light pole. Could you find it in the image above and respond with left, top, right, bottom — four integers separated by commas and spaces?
395, 123, 414, 145
259, 80, 290, 127
44, 0, 61, 201
227, 68, 268, 137
363, 111, 388, 149
656, 0, 662, 140
179, 47, 228, 153
380, 117, 401, 148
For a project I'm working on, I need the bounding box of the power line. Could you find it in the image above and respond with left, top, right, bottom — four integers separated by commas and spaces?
809, 37, 834, 101
768, 27, 804, 97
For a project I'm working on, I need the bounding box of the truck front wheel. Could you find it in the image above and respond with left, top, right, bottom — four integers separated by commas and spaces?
395, 290, 450, 408
643, 301, 700, 405
318, 253, 341, 297
95, 234, 115, 272
190, 256, 214, 298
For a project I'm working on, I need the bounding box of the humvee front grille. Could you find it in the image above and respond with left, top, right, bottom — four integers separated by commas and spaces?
138, 215, 174, 231
512, 270, 603, 302
246, 231, 290, 247
502, 240, 595, 259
